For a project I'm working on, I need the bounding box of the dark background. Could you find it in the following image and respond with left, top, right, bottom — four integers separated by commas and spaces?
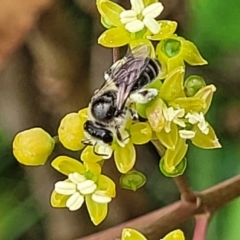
0, 0, 240, 239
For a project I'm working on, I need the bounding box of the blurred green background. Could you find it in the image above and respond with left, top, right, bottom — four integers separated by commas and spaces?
0, 0, 240, 239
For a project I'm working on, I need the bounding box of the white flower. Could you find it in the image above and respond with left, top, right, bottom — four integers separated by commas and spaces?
54, 172, 111, 211
185, 112, 209, 135
120, 0, 164, 34
163, 107, 186, 133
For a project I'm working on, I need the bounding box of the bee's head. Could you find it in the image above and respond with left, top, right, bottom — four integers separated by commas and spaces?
91, 91, 117, 122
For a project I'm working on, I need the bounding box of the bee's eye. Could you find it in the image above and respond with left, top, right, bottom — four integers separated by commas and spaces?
103, 132, 113, 144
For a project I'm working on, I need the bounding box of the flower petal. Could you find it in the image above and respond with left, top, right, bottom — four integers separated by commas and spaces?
146, 98, 165, 132
194, 84, 216, 114
98, 27, 130, 47
143, 0, 158, 6
99, 1, 125, 27
142, 2, 164, 18
160, 67, 185, 101
84, 162, 102, 176
50, 190, 69, 208
85, 195, 108, 225
143, 17, 160, 34
163, 229, 185, 240
129, 39, 155, 57
167, 56, 185, 73
97, 175, 116, 198
157, 123, 178, 149
125, 19, 145, 33
66, 192, 84, 211
130, 0, 144, 14
52, 156, 85, 175
114, 142, 136, 173
168, 97, 205, 113
148, 20, 177, 40
121, 228, 147, 240
182, 40, 208, 66
162, 138, 188, 173
81, 146, 103, 163
192, 124, 221, 149
130, 122, 152, 145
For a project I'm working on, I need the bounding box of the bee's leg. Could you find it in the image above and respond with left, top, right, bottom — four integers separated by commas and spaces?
129, 107, 139, 121
116, 127, 130, 147
81, 139, 94, 146
129, 88, 158, 104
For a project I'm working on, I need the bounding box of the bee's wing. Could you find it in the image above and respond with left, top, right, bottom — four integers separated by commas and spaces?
111, 44, 151, 112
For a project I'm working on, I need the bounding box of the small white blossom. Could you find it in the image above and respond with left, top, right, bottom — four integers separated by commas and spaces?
185, 112, 209, 135
120, 0, 164, 34
54, 172, 111, 211
163, 107, 186, 133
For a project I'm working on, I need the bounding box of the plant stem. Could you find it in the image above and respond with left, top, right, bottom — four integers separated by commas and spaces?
174, 175, 197, 203
113, 48, 119, 62
77, 174, 240, 240
192, 213, 210, 240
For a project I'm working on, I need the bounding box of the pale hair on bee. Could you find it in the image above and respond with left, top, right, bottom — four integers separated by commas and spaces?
82, 44, 162, 156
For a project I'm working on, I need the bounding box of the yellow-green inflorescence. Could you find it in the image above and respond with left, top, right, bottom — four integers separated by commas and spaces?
12, 0, 221, 225
121, 228, 185, 240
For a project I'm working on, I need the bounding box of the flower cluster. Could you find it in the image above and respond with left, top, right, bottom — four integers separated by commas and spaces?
12, 0, 221, 225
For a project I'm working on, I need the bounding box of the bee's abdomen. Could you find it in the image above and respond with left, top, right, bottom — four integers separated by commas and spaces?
132, 58, 160, 91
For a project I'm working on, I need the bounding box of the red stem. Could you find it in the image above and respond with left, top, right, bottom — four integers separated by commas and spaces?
192, 213, 210, 240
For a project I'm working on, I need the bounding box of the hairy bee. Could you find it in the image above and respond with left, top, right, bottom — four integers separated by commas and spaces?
83, 44, 161, 151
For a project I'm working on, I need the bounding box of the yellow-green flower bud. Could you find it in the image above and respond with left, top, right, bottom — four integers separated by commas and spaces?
119, 170, 146, 191
184, 75, 206, 97
58, 112, 85, 151
163, 38, 181, 58
13, 128, 55, 166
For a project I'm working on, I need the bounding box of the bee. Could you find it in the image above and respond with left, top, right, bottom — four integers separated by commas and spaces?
83, 44, 161, 153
